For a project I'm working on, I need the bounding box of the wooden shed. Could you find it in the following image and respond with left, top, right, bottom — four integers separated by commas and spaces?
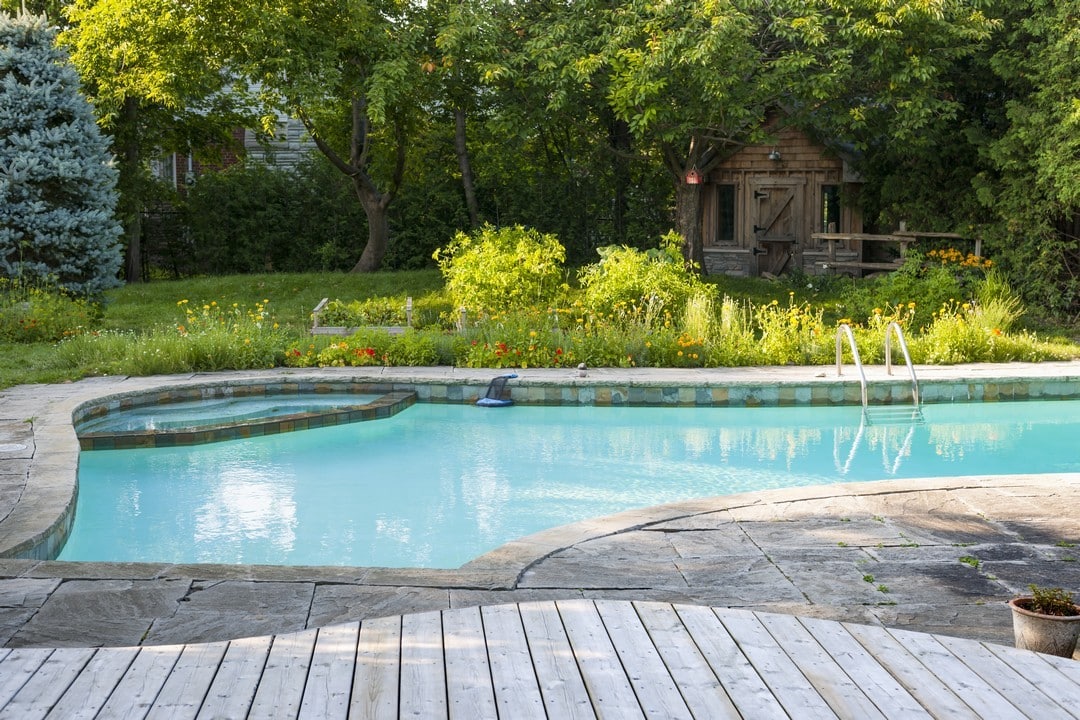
698, 123, 863, 277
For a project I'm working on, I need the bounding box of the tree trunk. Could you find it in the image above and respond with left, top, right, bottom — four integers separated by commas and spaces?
119, 96, 143, 283
350, 179, 390, 272
454, 108, 480, 228
674, 181, 705, 271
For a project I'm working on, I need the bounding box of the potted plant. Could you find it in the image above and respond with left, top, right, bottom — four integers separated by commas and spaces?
1008, 585, 1080, 658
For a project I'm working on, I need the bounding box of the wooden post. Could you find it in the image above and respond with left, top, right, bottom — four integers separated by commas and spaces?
405, 297, 413, 327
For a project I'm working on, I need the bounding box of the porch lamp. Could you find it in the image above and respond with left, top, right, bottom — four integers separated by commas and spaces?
768, 148, 782, 162
684, 168, 703, 184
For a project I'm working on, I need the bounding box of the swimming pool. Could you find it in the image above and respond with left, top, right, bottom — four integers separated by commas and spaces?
59, 398, 1080, 568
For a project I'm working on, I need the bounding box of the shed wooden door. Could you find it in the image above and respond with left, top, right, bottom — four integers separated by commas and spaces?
750, 179, 804, 275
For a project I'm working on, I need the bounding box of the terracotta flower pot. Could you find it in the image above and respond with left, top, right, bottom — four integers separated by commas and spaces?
1009, 597, 1080, 658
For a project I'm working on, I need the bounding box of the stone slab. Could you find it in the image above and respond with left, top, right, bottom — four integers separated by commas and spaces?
144, 580, 315, 645
674, 556, 806, 603
519, 551, 686, 589
9, 578, 190, 647
868, 602, 1015, 646
0, 577, 60, 607
863, 562, 1010, 605
307, 584, 449, 627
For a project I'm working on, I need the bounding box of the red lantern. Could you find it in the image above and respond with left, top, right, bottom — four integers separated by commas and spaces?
685, 168, 703, 185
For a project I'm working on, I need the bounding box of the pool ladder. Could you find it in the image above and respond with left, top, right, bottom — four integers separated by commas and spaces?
836, 322, 923, 425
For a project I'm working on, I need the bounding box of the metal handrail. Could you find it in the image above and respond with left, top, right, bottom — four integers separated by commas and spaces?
835, 324, 868, 409
884, 321, 920, 407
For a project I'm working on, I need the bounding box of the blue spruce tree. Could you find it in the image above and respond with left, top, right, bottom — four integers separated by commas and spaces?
0, 12, 122, 296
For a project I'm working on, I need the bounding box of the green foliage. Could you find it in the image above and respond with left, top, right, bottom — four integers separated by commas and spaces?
316, 294, 455, 330
0, 277, 99, 342
181, 158, 368, 275
839, 253, 975, 331
579, 232, 716, 318
285, 328, 440, 368
1025, 585, 1078, 617
0, 13, 123, 296
754, 295, 831, 366
434, 224, 567, 315
460, 315, 574, 369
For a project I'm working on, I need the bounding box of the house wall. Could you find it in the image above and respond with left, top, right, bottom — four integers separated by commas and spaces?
700, 124, 862, 277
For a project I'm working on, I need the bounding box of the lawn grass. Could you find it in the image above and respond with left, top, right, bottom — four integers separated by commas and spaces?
100, 270, 446, 333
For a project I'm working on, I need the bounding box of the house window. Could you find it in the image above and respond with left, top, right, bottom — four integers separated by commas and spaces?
821, 185, 840, 233
715, 184, 736, 244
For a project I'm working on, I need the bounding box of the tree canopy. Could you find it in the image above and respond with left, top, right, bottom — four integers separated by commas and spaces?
36, 0, 1080, 318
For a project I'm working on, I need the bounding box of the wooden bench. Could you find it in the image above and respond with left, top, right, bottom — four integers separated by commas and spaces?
813, 230, 979, 275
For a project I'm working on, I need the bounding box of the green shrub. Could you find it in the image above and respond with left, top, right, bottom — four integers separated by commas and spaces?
433, 224, 567, 315
839, 252, 970, 331
0, 278, 99, 342
578, 232, 717, 319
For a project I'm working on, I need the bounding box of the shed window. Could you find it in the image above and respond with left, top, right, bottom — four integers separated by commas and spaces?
821, 185, 840, 233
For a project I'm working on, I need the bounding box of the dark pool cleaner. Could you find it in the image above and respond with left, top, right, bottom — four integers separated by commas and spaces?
476, 374, 518, 407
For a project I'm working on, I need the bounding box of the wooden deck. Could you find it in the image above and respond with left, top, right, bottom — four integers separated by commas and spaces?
0, 600, 1078, 719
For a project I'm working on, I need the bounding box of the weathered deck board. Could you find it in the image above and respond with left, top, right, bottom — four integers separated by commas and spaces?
717, 607, 839, 719
594, 600, 692, 719
443, 605, 497, 719
398, 610, 447, 719
0, 647, 94, 720
674, 604, 788, 719
980, 642, 1080, 717
45, 648, 140, 720
796, 615, 930, 720
95, 645, 184, 720
144, 641, 228, 720
1, 600, 1077, 719
632, 601, 741, 719
757, 612, 886, 719
195, 635, 273, 720
557, 599, 644, 718
934, 633, 1077, 719
517, 600, 595, 719
844, 622, 981, 719
0, 649, 52, 709
887, 627, 1028, 720
299, 623, 360, 720
247, 628, 318, 720
479, 604, 546, 720
349, 614, 401, 720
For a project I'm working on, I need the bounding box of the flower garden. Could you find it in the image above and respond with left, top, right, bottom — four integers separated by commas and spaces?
2, 226, 1077, 386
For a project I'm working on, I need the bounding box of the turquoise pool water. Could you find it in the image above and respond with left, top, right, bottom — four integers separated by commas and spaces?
60, 400, 1076, 568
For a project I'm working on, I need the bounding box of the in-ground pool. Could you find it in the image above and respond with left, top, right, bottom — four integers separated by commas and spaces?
61, 399, 1079, 568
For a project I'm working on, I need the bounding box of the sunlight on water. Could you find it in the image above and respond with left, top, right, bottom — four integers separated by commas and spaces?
60, 400, 1080, 568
